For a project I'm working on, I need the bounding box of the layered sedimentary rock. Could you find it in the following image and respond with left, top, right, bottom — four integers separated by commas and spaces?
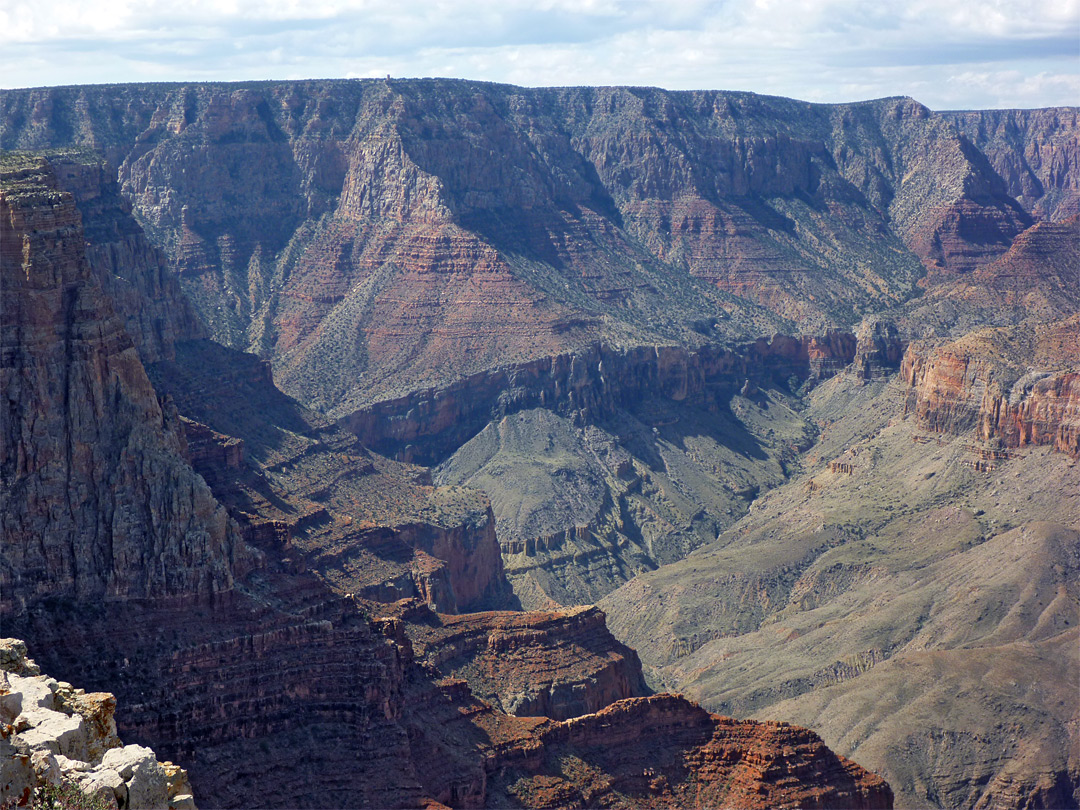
898, 214, 1080, 338
943, 107, 1080, 222
146, 338, 513, 614
434, 390, 817, 609
8, 84, 1077, 810
2, 154, 894, 810
0, 638, 196, 810
901, 316, 1080, 457
47, 151, 206, 363
484, 694, 893, 810
0, 154, 429, 808
342, 332, 854, 464
2, 81, 1058, 415
387, 599, 648, 720
0, 154, 245, 615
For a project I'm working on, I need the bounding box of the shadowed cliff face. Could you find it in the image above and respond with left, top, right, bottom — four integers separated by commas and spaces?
46, 152, 207, 364
943, 107, 1080, 223
1, 154, 895, 810
4, 81, 1070, 417
0, 156, 245, 612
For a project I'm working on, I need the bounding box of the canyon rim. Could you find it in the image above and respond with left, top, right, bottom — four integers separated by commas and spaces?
1, 79, 1077, 809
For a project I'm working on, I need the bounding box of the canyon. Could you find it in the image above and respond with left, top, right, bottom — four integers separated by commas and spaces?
1, 79, 1078, 809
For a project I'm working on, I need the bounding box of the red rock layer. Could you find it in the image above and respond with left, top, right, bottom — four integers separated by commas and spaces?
921, 216, 1080, 322
3, 82, 1060, 412
0, 160, 450, 808
341, 332, 857, 465
484, 694, 893, 809
908, 196, 1031, 282
391, 600, 648, 721
901, 317, 1080, 457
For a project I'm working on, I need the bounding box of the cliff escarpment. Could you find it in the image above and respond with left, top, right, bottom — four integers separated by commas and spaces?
0, 153, 431, 808
6, 84, 1077, 810
942, 107, 1080, 222
2, 153, 897, 809
0, 154, 245, 614
46, 151, 207, 364
483, 694, 893, 809
342, 331, 857, 464
901, 316, 1080, 457
390, 600, 648, 721
3, 82, 1066, 416
146, 337, 513, 615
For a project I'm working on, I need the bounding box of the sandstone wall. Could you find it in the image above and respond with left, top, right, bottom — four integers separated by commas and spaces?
901, 321, 1080, 457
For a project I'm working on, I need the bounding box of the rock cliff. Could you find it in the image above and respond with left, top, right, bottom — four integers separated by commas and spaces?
483, 694, 893, 809
1, 81, 1053, 414
897, 214, 1080, 339
388, 600, 648, 720
1, 153, 895, 809
0, 154, 427, 808
7, 83, 1076, 810
146, 337, 513, 614
901, 316, 1080, 457
0, 154, 245, 615
46, 151, 206, 363
0, 638, 196, 810
942, 107, 1080, 222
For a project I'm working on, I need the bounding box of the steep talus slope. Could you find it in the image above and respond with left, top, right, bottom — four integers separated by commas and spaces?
896, 214, 1080, 337
602, 370, 1079, 809
434, 387, 816, 608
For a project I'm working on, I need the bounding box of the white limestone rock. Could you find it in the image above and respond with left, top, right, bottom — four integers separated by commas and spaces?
73, 769, 121, 810
18, 707, 88, 760
0, 640, 197, 810
126, 755, 170, 810
101, 745, 159, 781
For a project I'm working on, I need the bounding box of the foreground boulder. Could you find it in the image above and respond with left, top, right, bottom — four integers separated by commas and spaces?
0, 638, 195, 810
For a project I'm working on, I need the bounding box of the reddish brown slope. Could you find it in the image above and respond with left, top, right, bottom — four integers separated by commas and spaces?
482, 694, 892, 810
2, 82, 1052, 414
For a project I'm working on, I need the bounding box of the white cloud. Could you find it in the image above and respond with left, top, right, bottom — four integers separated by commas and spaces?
0, 0, 1076, 108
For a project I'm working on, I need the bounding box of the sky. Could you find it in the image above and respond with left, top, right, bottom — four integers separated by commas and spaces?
1, 0, 1077, 109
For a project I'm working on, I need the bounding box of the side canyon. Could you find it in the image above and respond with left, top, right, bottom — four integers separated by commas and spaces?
2, 80, 1078, 809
